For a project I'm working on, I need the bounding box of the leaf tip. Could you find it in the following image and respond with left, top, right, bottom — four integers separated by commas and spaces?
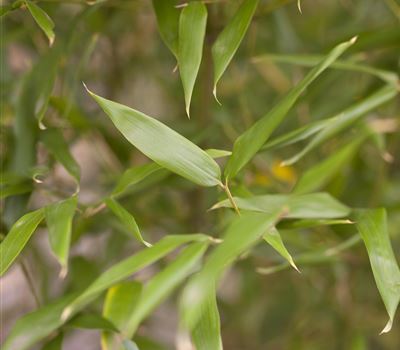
213, 86, 222, 106
349, 36, 358, 45
380, 319, 393, 334
59, 265, 68, 279
297, 0, 302, 14
61, 307, 72, 322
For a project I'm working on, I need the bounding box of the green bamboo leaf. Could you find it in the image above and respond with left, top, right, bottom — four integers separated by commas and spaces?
67, 313, 118, 332
263, 227, 299, 272
191, 286, 223, 350
224, 36, 357, 179
105, 197, 150, 247
112, 163, 162, 197
0, 182, 32, 199
152, 0, 180, 57
181, 210, 284, 329
123, 241, 209, 338
205, 148, 232, 158
282, 85, 397, 166
41, 333, 63, 350
102, 282, 143, 350
25, 0, 55, 46
85, 86, 221, 187
212, 0, 259, 99
41, 128, 81, 188
278, 218, 353, 230
3, 293, 77, 350
0, 208, 45, 276
211, 192, 350, 219
355, 208, 400, 334
293, 134, 367, 194
45, 196, 78, 276
178, 2, 207, 117
62, 234, 211, 322
252, 54, 398, 85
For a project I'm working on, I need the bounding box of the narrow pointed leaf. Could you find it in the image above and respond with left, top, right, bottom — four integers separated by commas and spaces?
181, 210, 284, 328
41, 333, 63, 350
0, 208, 45, 276
102, 282, 143, 350
62, 234, 211, 322
263, 227, 299, 272
25, 0, 55, 45
45, 196, 78, 275
152, 0, 180, 57
3, 293, 77, 350
212, 192, 350, 219
252, 54, 398, 85
212, 0, 258, 98
67, 313, 118, 332
105, 197, 150, 247
123, 241, 209, 338
41, 128, 81, 186
282, 85, 397, 166
178, 2, 207, 117
191, 286, 223, 350
356, 209, 400, 334
86, 87, 221, 187
293, 135, 366, 194
224, 37, 357, 179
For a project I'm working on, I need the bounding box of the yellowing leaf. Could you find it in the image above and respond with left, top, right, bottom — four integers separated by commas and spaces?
224, 37, 357, 179
178, 2, 207, 117
85, 86, 221, 187
212, 0, 258, 99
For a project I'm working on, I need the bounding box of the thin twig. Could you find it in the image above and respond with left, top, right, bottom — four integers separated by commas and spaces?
220, 180, 241, 216
20, 259, 41, 308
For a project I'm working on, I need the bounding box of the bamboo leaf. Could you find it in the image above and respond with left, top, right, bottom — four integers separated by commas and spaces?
67, 313, 118, 332
211, 192, 350, 219
181, 210, 283, 328
61, 234, 211, 322
85, 86, 221, 187
41, 333, 63, 350
152, 0, 180, 57
3, 293, 77, 350
224, 37, 357, 179
293, 135, 366, 194
191, 286, 223, 350
212, 0, 259, 99
102, 282, 143, 350
25, 0, 55, 46
45, 196, 78, 276
252, 53, 398, 85
105, 197, 150, 247
178, 2, 207, 117
0, 208, 45, 276
355, 209, 400, 334
263, 227, 299, 272
282, 85, 397, 166
123, 241, 209, 338
41, 128, 81, 188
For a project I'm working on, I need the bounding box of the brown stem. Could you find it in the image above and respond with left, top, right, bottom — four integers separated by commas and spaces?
20, 259, 41, 308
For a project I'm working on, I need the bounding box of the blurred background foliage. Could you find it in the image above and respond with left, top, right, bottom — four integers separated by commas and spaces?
1, 0, 400, 349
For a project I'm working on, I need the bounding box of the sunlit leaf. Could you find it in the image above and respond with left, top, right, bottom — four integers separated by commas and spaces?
212, 0, 258, 99
263, 227, 299, 272
191, 286, 223, 350
0, 208, 45, 276
41, 128, 81, 188
123, 241, 209, 338
181, 210, 284, 328
355, 208, 400, 333
62, 234, 211, 322
282, 85, 397, 166
152, 0, 179, 57
102, 282, 143, 350
85, 86, 222, 187
293, 134, 366, 194
45, 196, 78, 276
178, 2, 207, 117
211, 192, 350, 219
224, 36, 357, 179
25, 0, 55, 45
105, 197, 150, 247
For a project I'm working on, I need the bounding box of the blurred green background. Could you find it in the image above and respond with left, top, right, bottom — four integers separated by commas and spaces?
1, 0, 399, 349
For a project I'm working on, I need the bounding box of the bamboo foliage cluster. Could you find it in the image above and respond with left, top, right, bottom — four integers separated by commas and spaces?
1, 0, 400, 349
